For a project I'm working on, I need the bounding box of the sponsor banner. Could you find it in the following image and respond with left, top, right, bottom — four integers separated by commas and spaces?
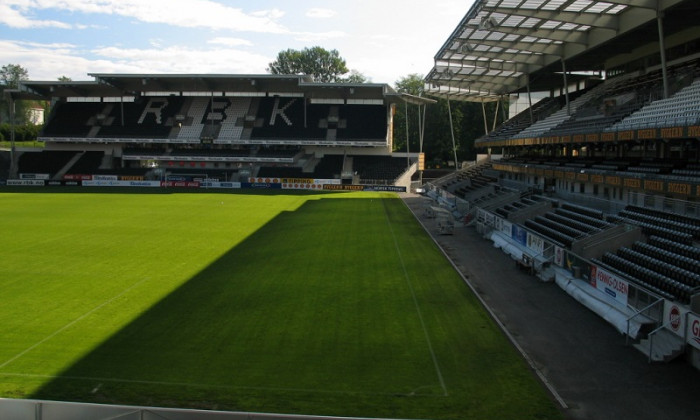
19, 173, 50, 180
364, 185, 406, 192
589, 265, 629, 306
664, 302, 690, 338
249, 177, 284, 184
46, 180, 82, 187
161, 181, 200, 188
323, 184, 364, 191
511, 224, 527, 246
200, 182, 241, 189
526, 232, 545, 254
7, 179, 45, 186
83, 180, 161, 187
120, 175, 144, 181
494, 216, 503, 232
687, 313, 700, 351
279, 178, 314, 184
240, 182, 282, 189
501, 219, 512, 236
92, 175, 119, 181
249, 177, 341, 185
483, 211, 495, 228
554, 246, 565, 267
282, 183, 324, 190
64, 174, 92, 181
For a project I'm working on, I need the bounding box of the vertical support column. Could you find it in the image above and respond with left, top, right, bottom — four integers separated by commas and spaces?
418, 103, 426, 184
526, 75, 534, 124
9, 95, 17, 178
405, 100, 410, 168
481, 100, 488, 135
447, 96, 459, 171
657, 11, 669, 99
492, 97, 500, 132
561, 59, 570, 115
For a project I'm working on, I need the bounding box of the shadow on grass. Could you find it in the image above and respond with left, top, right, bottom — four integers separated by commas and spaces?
22, 194, 440, 418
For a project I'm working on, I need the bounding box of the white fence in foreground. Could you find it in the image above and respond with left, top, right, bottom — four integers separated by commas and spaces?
0, 398, 410, 420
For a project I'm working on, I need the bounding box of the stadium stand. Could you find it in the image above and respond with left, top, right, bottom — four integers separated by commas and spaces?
422, 0, 700, 369
352, 155, 409, 184
9, 74, 422, 187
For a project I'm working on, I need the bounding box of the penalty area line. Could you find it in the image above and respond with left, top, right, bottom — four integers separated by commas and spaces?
381, 198, 448, 397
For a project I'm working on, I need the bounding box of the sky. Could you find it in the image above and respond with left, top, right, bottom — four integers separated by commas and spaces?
0, 0, 469, 87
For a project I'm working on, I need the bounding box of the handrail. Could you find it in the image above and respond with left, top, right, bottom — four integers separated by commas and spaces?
625, 297, 664, 345
646, 318, 685, 363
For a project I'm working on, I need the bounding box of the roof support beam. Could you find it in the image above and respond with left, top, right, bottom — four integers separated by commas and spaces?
604, 0, 681, 10
482, 7, 622, 30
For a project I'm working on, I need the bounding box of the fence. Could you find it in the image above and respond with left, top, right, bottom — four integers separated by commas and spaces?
0, 398, 406, 420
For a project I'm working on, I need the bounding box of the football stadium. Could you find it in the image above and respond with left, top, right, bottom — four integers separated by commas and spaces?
2, 0, 700, 419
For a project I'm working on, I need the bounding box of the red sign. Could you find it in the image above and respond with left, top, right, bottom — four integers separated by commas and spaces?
160, 181, 200, 188
63, 174, 92, 180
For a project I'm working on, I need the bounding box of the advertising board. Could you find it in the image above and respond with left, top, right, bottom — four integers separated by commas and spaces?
589, 265, 629, 306
687, 313, 700, 351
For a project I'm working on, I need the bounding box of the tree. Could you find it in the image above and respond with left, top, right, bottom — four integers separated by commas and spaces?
0, 63, 30, 124
392, 73, 508, 167
58, 75, 72, 82
392, 74, 425, 157
343, 69, 369, 84
267, 47, 349, 83
1, 64, 29, 89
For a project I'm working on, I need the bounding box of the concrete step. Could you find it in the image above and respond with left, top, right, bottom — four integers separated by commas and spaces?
633, 328, 685, 362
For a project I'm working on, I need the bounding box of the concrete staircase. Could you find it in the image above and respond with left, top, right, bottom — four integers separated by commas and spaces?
633, 328, 685, 362
53, 151, 84, 180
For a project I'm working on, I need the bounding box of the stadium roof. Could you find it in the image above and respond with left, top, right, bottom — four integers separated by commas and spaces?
8, 73, 433, 105
425, 0, 698, 102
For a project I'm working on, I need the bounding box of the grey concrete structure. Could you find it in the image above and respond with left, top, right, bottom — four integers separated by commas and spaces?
402, 194, 700, 420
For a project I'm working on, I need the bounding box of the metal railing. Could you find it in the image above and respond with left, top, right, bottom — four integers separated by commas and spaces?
625, 297, 664, 345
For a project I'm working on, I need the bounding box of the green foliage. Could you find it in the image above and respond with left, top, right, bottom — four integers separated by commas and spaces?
0, 63, 32, 125
0, 64, 28, 89
268, 46, 349, 82
392, 74, 508, 166
0, 191, 561, 420
395, 73, 424, 96
0, 122, 42, 142
344, 69, 369, 83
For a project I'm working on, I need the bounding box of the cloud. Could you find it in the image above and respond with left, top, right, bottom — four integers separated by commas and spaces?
306, 8, 337, 19
0, 39, 272, 81
0, 0, 289, 33
0, 2, 72, 29
207, 37, 254, 48
89, 45, 271, 74
293, 30, 346, 43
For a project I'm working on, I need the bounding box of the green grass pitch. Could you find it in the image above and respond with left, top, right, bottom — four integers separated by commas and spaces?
0, 189, 562, 420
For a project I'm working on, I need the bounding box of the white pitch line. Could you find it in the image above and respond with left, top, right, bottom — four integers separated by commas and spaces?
400, 196, 569, 410
0, 278, 149, 370
381, 198, 448, 397
0, 372, 438, 398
